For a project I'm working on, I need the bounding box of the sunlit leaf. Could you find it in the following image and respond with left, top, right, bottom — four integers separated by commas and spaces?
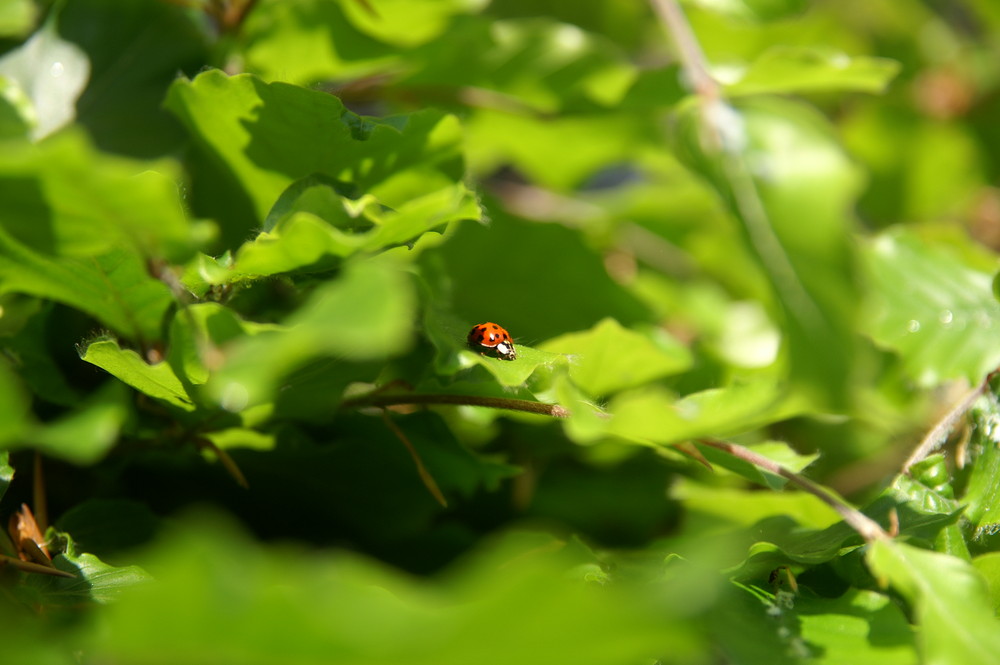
538, 317, 692, 396
725, 47, 900, 96
21, 382, 128, 464
0, 239, 175, 343
868, 540, 1000, 665
862, 227, 1000, 385
608, 380, 808, 445
25, 532, 151, 605
0, 132, 205, 262
80, 339, 195, 411
206, 260, 416, 410
164, 70, 465, 245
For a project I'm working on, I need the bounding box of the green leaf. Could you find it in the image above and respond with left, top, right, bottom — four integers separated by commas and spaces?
167, 302, 281, 387
799, 590, 917, 664
164, 70, 465, 245
973, 552, 1000, 615
21, 382, 128, 464
241, 0, 398, 84
89, 517, 687, 665
2, 302, 80, 406
0, 0, 35, 38
0, 76, 32, 139
960, 400, 1000, 537
400, 17, 637, 112
25, 532, 151, 605
0, 238, 175, 342
862, 228, 1000, 385
55, 499, 159, 559
0, 450, 13, 505
538, 317, 692, 396
0, 8, 89, 140
464, 109, 657, 190
221, 179, 480, 282
725, 47, 900, 96
684, 0, 809, 21
80, 339, 195, 412
0, 132, 206, 262
867, 540, 1000, 665
54, 0, 209, 158
460, 344, 568, 388
340, 0, 489, 47
607, 380, 808, 445
207, 260, 416, 410
671, 96, 863, 409
425, 209, 651, 342
0, 359, 31, 446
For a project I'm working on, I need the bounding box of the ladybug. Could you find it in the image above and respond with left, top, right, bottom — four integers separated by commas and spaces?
467, 322, 517, 361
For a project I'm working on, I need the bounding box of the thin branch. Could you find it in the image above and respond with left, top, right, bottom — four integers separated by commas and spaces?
343, 392, 571, 418
648, 0, 720, 99
901, 369, 998, 473
0, 553, 75, 579
651, 0, 836, 371
381, 411, 448, 508
194, 437, 250, 489
699, 439, 890, 542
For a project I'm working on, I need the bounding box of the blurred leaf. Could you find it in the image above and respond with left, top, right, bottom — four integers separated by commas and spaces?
1, 302, 80, 406
0, 132, 204, 262
241, 0, 398, 84
867, 540, 1000, 665
694, 439, 818, 490
21, 382, 128, 464
341, 0, 489, 47
0, 7, 89, 140
0, 357, 31, 445
672, 96, 863, 409
90, 517, 689, 665
725, 47, 900, 96
25, 532, 151, 606
464, 109, 655, 190
862, 228, 1000, 385
685, 0, 808, 21
0, 0, 35, 38
608, 380, 808, 445
167, 302, 281, 387
0, 239, 175, 342
164, 70, 464, 246
0, 76, 33, 138
55, 0, 209, 158
973, 552, 1000, 615
798, 590, 917, 664
0, 450, 13, 504
206, 260, 416, 409
80, 339, 195, 412
538, 317, 692, 397
399, 17, 637, 112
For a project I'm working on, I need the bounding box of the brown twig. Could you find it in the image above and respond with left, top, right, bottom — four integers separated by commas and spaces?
901, 369, 998, 474
342, 392, 571, 418
381, 411, 448, 508
698, 439, 890, 542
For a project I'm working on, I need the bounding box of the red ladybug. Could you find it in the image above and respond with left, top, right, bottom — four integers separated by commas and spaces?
467, 322, 517, 361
